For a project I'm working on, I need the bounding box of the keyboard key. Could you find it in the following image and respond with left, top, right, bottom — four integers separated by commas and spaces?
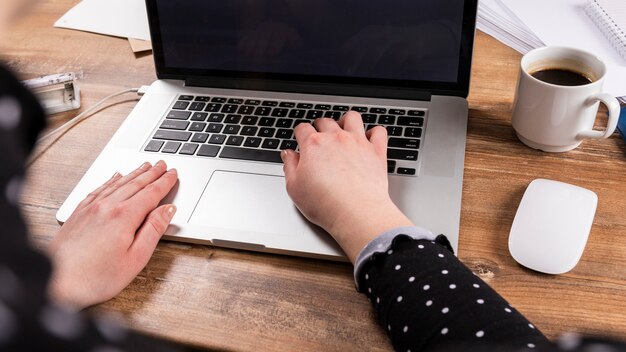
197, 144, 220, 157
179, 143, 199, 155
408, 110, 426, 117
244, 99, 261, 105
191, 133, 209, 143
333, 105, 349, 111
208, 134, 227, 144
289, 109, 306, 118
259, 117, 276, 126
262, 101, 278, 107
262, 138, 280, 149
271, 108, 289, 117
226, 135, 245, 146
241, 115, 259, 125
241, 126, 258, 136
324, 111, 342, 120
361, 114, 377, 123
389, 109, 406, 115
189, 122, 207, 132
211, 97, 227, 103
221, 104, 238, 113
370, 107, 386, 114
276, 129, 293, 139
206, 123, 224, 133
258, 127, 276, 137
223, 124, 241, 134
397, 168, 416, 175
166, 110, 191, 120
293, 119, 311, 127
194, 96, 211, 102
276, 118, 293, 128
172, 101, 189, 110
388, 137, 420, 149
162, 141, 182, 154
387, 160, 396, 173
220, 146, 282, 163
351, 106, 368, 113
160, 120, 189, 130
315, 104, 331, 110
387, 148, 418, 161
398, 116, 424, 127
179, 95, 194, 101
238, 105, 255, 114
243, 137, 262, 148
255, 107, 271, 116
205, 103, 222, 112
404, 127, 423, 138
191, 112, 208, 121
189, 102, 206, 111
378, 115, 396, 125
144, 140, 164, 152
225, 114, 242, 124
296, 103, 313, 109
153, 130, 191, 141
307, 110, 324, 119
386, 126, 402, 136
228, 98, 243, 104
280, 140, 298, 150
208, 113, 225, 122
279, 102, 295, 108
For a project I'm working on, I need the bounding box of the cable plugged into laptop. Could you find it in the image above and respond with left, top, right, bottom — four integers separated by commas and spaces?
137, 85, 151, 96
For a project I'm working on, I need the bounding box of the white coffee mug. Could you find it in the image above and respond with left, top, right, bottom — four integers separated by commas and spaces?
511, 46, 620, 152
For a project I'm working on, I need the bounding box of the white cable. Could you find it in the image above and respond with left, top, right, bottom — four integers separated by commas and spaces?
37, 88, 140, 143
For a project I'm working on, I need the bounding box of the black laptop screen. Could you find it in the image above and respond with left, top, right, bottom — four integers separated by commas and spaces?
149, 0, 477, 98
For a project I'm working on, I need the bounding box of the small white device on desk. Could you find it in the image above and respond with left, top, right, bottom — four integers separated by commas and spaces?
508, 179, 598, 274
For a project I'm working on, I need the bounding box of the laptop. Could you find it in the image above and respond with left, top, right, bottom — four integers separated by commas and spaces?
57, 0, 478, 260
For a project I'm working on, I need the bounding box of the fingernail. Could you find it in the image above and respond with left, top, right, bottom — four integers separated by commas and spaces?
111, 172, 121, 179
167, 168, 177, 174
140, 162, 151, 170
155, 160, 165, 168
280, 149, 288, 161
165, 205, 177, 220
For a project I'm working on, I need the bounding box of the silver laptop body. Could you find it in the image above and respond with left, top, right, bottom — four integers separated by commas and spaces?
57, 0, 479, 260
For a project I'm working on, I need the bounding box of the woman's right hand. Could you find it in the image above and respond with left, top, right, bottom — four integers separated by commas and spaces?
281, 112, 414, 263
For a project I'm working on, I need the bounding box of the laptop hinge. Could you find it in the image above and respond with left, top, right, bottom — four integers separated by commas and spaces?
184, 77, 432, 101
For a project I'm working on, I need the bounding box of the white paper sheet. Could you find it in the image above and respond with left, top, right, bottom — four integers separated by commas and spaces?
501, 0, 626, 98
477, 0, 544, 54
54, 0, 150, 41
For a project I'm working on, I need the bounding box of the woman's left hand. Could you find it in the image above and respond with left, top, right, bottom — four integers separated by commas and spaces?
48, 160, 178, 309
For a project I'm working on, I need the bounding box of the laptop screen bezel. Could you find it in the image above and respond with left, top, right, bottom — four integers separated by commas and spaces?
146, 0, 478, 100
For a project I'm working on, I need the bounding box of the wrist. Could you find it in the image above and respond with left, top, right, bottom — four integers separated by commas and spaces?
328, 198, 414, 264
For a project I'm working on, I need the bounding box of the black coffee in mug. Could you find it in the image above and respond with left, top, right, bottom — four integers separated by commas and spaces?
530, 68, 593, 86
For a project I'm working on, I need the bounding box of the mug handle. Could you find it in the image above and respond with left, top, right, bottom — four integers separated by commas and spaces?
577, 93, 620, 139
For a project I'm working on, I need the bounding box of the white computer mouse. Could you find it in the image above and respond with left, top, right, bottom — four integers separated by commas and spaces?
508, 179, 597, 274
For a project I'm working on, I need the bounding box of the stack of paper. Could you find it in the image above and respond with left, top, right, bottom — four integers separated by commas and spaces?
477, 0, 544, 54
478, 0, 626, 103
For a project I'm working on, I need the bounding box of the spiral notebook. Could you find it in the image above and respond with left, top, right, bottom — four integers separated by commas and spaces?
584, 0, 626, 60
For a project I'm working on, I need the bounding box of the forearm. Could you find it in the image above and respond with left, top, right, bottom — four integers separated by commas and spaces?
356, 234, 552, 351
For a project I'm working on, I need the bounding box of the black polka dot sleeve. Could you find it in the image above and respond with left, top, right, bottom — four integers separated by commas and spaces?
357, 234, 553, 351
0, 64, 205, 352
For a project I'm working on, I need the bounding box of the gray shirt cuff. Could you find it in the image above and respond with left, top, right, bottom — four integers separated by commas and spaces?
353, 226, 436, 290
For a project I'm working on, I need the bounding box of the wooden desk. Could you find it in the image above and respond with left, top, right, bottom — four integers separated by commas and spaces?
4, 1, 626, 350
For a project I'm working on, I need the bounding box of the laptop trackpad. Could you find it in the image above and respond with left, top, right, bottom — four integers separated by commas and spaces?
188, 170, 307, 236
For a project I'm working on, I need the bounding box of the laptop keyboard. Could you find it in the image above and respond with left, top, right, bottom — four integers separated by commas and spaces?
143, 94, 426, 176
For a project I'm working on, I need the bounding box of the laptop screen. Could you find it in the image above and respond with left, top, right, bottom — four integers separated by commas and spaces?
148, 0, 478, 99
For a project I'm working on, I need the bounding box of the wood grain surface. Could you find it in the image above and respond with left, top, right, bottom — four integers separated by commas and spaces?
3, 1, 625, 351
